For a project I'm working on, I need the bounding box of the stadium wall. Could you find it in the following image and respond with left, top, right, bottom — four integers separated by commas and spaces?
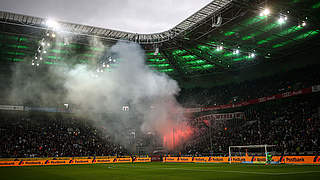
163, 156, 320, 165
1, 156, 319, 167
0, 157, 151, 167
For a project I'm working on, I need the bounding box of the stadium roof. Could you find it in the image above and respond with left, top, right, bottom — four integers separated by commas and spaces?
0, 0, 233, 44
0, 0, 320, 80
0, 0, 214, 34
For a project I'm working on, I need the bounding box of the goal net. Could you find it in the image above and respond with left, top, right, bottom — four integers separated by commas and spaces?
228, 145, 276, 164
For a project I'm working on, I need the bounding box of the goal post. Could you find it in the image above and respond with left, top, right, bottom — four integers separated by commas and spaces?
228, 145, 276, 164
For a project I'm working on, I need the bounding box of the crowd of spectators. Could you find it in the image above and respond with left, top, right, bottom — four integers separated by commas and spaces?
1, 65, 320, 158
0, 115, 127, 158
178, 65, 320, 107
184, 93, 320, 156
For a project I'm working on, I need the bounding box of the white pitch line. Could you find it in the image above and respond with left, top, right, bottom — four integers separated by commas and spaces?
113, 165, 320, 176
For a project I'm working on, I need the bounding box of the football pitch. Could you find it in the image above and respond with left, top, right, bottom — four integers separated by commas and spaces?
1, 162, 319, 180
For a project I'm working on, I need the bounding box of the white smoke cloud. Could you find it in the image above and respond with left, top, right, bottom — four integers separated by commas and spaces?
8, 40, 192, 152
64, 41, 180, 110
63, 41, 191, 151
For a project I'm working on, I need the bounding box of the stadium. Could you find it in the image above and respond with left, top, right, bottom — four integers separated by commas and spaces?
0, 0, 320, 179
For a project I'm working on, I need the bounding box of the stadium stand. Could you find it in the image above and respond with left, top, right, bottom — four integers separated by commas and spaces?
184, 93, 320, 156
178, 65, 320, 107
0, 115, 127, 158
1, 65, 319, 158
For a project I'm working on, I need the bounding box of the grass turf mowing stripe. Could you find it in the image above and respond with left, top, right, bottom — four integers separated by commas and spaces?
1, 163, 319, 180
114, 164, 320, 175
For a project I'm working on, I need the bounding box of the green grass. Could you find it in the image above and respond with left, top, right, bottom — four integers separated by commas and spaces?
0, 162, 319, 180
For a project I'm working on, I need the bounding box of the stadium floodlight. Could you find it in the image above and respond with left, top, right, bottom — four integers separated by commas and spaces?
154, 47, 159, 55
45, 19, 60, 30
217, 45, 223, 51
233, 49, 240, 55
249, 52, 255, 58
106, 64, 110, 68
278, 15, 287, 24
43, 50, 47, 54
260, 8, 270, 16
298, 21, 307, 28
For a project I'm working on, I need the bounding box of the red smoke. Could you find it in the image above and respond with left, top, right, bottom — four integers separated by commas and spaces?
143, 97, 194, 152
162, 121, 193, 150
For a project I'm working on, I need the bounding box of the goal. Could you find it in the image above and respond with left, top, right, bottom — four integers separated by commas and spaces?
228, 145, 276, 164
